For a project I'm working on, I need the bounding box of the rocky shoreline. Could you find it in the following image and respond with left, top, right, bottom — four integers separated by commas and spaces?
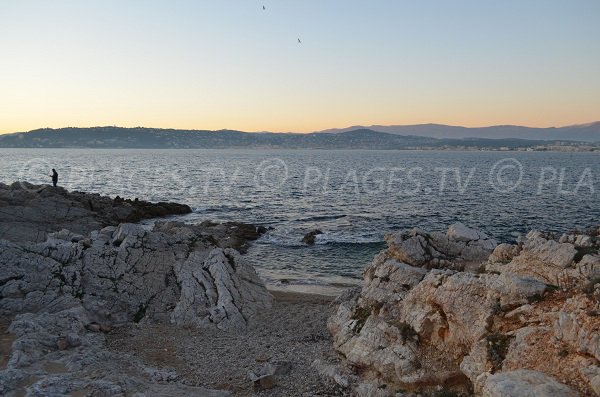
0, 182, 599, 396
328, 224, 600, 396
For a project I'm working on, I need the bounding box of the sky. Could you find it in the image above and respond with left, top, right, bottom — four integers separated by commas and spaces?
0, 0, 599, 134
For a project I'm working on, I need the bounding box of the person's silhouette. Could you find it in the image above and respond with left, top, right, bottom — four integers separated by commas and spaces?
51, 169, 58, 187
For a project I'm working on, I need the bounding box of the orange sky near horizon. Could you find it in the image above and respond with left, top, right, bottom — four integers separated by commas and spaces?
1, 1, 599, 135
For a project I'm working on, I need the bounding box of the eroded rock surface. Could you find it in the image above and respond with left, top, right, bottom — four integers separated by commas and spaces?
0, 184, 273, 396
385, 222, 497, 271
482, 369, 579, 397
0, 181, 192, 243
487, 229, 600, 289
1, 304, 232, 397
1, 222, 272, 330
329, 224, 599, 396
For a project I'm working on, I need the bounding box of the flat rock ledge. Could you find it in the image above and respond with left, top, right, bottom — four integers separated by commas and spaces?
0, 184, 273, 396
328, 223, 600, 396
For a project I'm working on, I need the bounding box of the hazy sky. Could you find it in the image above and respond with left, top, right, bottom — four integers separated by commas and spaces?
1, 0, 599, 134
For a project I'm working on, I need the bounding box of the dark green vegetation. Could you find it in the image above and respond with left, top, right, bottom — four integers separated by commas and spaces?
1, 126, 597, 149
486, 333, 514, 373
351, 306, 372, 333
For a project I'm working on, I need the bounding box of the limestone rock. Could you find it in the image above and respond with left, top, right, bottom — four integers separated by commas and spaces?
486, 230, 599, 288
0, 183, 272, 397
329, 257, 544, 392
447, 222, 491, 242
248, 363, 279, 390
489, 243, 521, 264
577, 254, 600, 280
0, 182, 191, 243
554, 299, 600, 362
580, 366, 600, 395
312, 359, 352, 388
171, 247, 273, 331
0, 223, 272, 329
384, 223, 497, 271
520, 233, 578, 268
0, 305, 232, 396
482, 369, 579, 397
328, 224, 599, 396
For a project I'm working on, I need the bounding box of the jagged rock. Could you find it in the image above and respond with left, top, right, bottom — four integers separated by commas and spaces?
312, 359, 352, 388
460, 338, 492, 393
482, 369, 579, 397
580, 366, 600, 395
520, 231, 578, 268
329, 224, 600, 396
558, 229, 599, 248
171, 247, 272, 331
0, 305, 232, 396
0, 189, 267, 396
332, 282, 529, 388
156, 220, 267, 253
486, 231, 599, 288
249, 363, 278, 390
302, 229, 323, 245
0, 222, 272, 329
554, 298, 600, 362
0, 183, 272, 397
448, 222, 491, 242
577, 254, 600, 280
0, 182, 192, 243
330, 267, 546, 390
384, 223, 497, 271
489, 243, 521, 264
575, 235, 594, 248
360, 254, 428, 304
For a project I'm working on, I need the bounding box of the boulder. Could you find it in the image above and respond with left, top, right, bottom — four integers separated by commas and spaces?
489, 243, 521, 264
447, 222, 491, 242
302, 229, 323, 245
482, 370, 579, 397
486, 231, 599, 288
384, 223, 497, 271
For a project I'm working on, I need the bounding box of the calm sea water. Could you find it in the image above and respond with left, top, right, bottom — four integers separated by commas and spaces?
1, 149, 598, 291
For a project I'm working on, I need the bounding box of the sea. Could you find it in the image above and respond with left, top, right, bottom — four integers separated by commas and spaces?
1, 149, 598, 294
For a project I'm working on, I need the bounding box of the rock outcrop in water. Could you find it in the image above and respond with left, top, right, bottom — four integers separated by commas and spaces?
0, 181, 192, 243
0, 183, 272, 396
328, 223, 600, 396
302, 230, 323, 245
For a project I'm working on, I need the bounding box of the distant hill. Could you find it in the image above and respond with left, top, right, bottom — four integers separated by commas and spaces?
0, 126, 597, 150
318, 122, 600, 142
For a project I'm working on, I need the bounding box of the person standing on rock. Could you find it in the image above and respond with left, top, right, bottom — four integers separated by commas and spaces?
51, 169, 58, 187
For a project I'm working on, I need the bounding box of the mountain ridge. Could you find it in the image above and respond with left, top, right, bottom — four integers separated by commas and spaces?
316, 121, 600, 141
0, 125, 598, 149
